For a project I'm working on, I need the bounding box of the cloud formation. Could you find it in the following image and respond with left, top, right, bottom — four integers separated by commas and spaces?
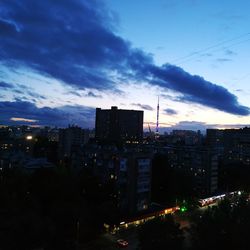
165, 120, 250, 133
0, 0, 249, 117
0, 100, 95, 127
131, 103, 154, 111
10, 117, 38, 123
86, 91, 102, 98
149, 64, 249, 115
0, 81, 13, 89
164, 108, 178, 115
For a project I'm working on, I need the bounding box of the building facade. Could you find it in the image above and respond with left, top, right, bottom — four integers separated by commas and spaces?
95, 106, 143, 142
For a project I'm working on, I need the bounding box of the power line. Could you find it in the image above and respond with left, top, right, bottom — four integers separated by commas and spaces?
170, 32, 250, 65
176, 37, 250, 65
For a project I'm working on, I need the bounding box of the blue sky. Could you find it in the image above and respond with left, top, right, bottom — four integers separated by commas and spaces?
0, 0, 250, 131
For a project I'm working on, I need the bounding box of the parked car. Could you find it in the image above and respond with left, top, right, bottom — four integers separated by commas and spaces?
117, 239, 128, 248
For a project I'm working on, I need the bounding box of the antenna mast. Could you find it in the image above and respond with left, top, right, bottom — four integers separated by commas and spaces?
156, 96, 159, 134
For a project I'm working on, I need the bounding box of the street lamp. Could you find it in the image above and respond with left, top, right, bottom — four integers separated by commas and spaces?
26, 135, 33, 140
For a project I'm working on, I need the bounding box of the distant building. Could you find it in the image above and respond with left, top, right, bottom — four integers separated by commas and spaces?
167, 145, 219, 196
58, 125, 89, 158
95, 106, 143, 142
171, 130, 202, 145
47, 128, 59, 142
206, 129, 224, 147
206, 127, 250, 165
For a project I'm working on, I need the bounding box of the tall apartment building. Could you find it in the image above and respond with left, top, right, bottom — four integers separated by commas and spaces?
116, 152, 152, 214
83, 146, 152, 215
167, 145, 219, 196
206, 127, 250, 165
95, 106, 143, 142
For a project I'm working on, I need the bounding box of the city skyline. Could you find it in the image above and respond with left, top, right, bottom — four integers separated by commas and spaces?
1, 0, 250, 132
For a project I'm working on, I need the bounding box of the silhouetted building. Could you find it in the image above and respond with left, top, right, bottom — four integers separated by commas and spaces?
206, 127, 250, 165
171, 130, 202, 145
58, 125, 88, 158
82, 145, 152, 215
206, 129, 224, 147
116, 152, 152, 214
167, 145, 219, 196
95, 106, 143, 142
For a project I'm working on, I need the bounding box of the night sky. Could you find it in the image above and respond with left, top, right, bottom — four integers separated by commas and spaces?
1, 0, 250, 131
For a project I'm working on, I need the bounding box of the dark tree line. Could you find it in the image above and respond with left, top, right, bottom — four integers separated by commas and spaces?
219, 161, 250, 192
138, 195, 250, 250
138, 216, 184, 250
0, 167, 118, 250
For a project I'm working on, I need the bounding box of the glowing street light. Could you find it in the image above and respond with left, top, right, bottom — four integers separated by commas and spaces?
180, 206, 187, 213
26, 135, 33, 140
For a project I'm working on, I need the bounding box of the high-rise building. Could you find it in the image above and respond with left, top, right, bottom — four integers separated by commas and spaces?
166, 145, 219, 196
206, 127, 250, 165
58, 125, 87, 158
116, 152, 152, 214
95, 106, 143, 142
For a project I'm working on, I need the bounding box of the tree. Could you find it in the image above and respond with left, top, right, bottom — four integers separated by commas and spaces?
138, 216, 184, 250
190, 198, 250, 250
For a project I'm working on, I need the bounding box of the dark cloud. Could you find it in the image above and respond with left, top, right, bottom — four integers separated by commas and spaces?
148, 64, 249, 115
14, 96, 29, 102
131, 103, 154, 111
160, 94, 179, 102
67, 90, 102, 98
0, 81, 46, 100
0, 100, 95, 127
0, 81, 14, 89
0, 0, 249, 116
0, 0, 138, 91
13, 83, 47, 99
27, 90, 46, 100
164, 108, 178, 115
13, 89, 24, 94
86, 91, 102, 98
16, 84, 30, 90
68, 91, 82, 97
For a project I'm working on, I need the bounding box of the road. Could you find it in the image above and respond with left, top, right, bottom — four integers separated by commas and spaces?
83, 194, 245, 249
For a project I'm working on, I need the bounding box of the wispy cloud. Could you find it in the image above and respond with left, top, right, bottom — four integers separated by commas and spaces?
225, 49, 237, 56
131, 103, 154, 111
216, 58, 232, 63
86, 91, 102, 98
10, 117, 38, 123
68, 91, 82, 97
164, 108, 178, 115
